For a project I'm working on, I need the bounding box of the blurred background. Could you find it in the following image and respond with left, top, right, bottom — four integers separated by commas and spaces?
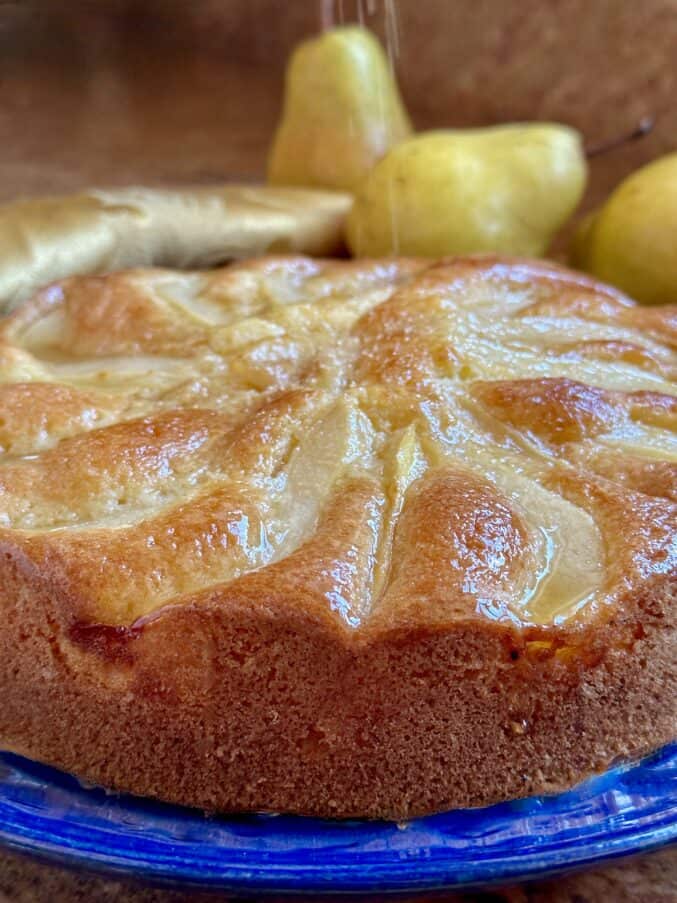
1, 0, 676, 211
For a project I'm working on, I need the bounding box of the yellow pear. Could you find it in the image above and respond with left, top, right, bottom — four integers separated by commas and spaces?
346, 125, 586, 257
267, 26, 412, 193
571, 152, 677, 304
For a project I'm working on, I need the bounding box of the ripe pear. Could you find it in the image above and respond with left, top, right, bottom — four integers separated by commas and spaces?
571, 152, 677, 304
267, 26, 412, 193
346, 125, 587, 258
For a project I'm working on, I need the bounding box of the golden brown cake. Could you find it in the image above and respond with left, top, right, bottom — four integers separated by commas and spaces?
0, 255, 674, 819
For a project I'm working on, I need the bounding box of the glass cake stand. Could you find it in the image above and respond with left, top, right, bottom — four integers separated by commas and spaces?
0, 744, 675, 895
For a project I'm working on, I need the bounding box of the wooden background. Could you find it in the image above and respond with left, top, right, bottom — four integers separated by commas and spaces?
0, 1, 675, 899
1, 0, 676, 212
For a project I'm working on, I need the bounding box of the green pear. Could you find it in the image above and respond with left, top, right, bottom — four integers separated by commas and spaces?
346, 125, 586, 257
267, 26, 412, 193
571, 152, 677, 304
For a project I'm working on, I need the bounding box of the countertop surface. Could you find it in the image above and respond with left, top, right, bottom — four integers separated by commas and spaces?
1, 846, 676, 902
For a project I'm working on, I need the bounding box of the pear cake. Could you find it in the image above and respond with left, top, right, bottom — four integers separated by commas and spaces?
0, 254, 674, 819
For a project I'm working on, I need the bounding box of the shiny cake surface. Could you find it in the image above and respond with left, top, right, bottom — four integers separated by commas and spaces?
0, 255, 674, 632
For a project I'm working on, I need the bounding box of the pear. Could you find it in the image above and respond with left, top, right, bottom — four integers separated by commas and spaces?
267, 26, 412, 193
346, 125, 586, 258
571, 152, 677, 304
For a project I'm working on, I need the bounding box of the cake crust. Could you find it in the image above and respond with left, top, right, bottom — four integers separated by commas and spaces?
0, 255, 675, 818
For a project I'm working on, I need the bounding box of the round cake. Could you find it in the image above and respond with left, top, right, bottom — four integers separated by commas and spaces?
0, 255, 674, 819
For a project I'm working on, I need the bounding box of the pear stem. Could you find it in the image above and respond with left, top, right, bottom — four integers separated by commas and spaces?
585, 116, 655, 158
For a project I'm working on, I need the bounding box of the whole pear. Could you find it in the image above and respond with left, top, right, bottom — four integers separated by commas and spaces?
571, 152, 677, 304
346, 125, 586, 257
267, 26, 412, 193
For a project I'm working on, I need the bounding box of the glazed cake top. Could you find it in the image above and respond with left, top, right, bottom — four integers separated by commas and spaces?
0, 255, 674, 632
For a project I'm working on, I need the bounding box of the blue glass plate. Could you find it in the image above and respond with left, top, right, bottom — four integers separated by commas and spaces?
0, 745, 675, 895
